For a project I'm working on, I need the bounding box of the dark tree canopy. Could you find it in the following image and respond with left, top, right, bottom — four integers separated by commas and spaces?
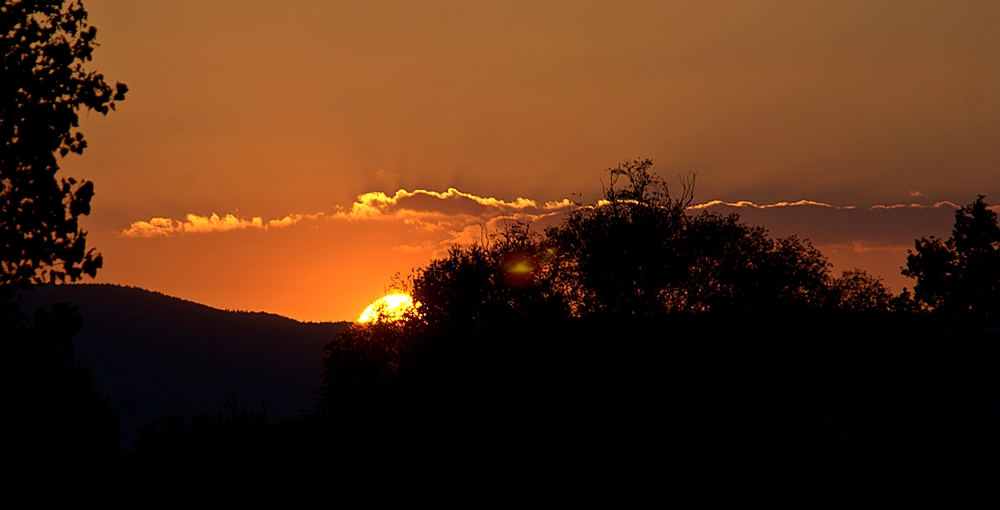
682, 213, 833, 312
903, 196, 1000, 318
310, 161, 1000, 467
1, 0, 124, 463
825, 269, 893, 312
1, 0, 126, 289
319, 159, 897, 411
545, 159, 832, 315
544, 159, 695, 315
413, 222, 566, 330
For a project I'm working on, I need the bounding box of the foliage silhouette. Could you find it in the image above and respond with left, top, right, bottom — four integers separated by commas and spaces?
317, 161, 938, 437
317, 319, 407, 413
825, 269, 893, 312
317, 221, 567, 415
1, 0, 126, 289
683, 212, 832, 312
1, 0, 125, 463
903, 196, 1000, 319
546, 159, 833, 315
413, 221, 567, 329
545, 159, 693, 315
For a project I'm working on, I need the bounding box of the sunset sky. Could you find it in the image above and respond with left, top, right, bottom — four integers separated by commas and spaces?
62, 0, 998, 322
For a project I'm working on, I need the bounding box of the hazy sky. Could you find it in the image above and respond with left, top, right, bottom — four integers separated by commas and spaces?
61, 0, 998, 321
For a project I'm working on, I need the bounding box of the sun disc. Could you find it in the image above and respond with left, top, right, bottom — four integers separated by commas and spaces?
357, 292, 414, 323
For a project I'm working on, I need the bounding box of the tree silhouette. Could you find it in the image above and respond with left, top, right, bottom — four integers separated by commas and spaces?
413, 221, 566, 330
317, 319, 408, 414
1, 0, 125, 461
317, 221, 567, 413
310, 162, 1000, 465
1, 0, 126, 290
903, 196, 1000, 319
2, 303, 118, 460
546, 159, 832, 315
824, 269, 892, 312
683, 211, 831, 312
545, 159, 695, 315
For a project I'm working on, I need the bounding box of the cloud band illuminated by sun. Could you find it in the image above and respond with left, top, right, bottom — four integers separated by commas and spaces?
121, 188, 574, 241
121, 188, 994, 246
685, 199, 977, 211
121, 213, 322, 237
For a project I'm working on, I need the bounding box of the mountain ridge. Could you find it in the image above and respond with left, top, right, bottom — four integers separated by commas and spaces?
20, 283, 349, 451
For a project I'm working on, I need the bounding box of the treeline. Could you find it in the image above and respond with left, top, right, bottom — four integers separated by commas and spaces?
124, 161, 999, 471
309, 160, 999, 466
9, 161, 998, 474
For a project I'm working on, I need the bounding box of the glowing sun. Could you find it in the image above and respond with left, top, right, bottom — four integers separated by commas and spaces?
357, 292, 414, 323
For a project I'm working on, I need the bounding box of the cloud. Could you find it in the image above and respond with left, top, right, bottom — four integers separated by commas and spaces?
331, 188, 574, 255
121, 212, 317, 237
910, 191, 926, 198
868, 201, 960, 210
122, 213, 263, 237
690, 199, 959, 247
122, 190, 989, 263
338, 188, 572, 221
689, 198, 968, 212
687, 199, 834, 210
817, 242, 911, 254
120, 189, 574, 246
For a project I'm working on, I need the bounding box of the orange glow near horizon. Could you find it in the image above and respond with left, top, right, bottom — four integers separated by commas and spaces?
64, 2, 996, 323
357, 292, 415, 324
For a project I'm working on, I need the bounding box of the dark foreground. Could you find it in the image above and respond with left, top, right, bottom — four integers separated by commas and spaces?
119, 312, 999, 480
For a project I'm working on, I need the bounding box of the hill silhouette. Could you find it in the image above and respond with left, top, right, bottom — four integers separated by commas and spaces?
20, 284, 348, 451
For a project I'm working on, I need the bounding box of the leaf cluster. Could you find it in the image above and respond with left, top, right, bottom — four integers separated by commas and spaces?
1, 0, 127, 288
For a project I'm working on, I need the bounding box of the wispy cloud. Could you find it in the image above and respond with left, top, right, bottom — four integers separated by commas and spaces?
689, 198, 965, 212
868, 201, 960, 210
337, 188, 572, 221
818, 242, 911, 254
122, 191, 988, 252
687, 199, 834, 210
121, 213, 314, 237
332, 188, 574, 253
120, 188, 573, 244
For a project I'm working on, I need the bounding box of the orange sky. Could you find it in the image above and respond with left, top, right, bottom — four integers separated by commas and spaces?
60, 1, 998, 322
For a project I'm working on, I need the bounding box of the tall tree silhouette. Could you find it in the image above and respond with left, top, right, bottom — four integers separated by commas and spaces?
1, 0, 126, 461
903, 196, 1000, 319
1, 0, 125, 291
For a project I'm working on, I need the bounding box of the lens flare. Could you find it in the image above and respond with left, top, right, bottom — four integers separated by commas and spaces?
357, 292, 414, 323
501, 252, 538, 288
